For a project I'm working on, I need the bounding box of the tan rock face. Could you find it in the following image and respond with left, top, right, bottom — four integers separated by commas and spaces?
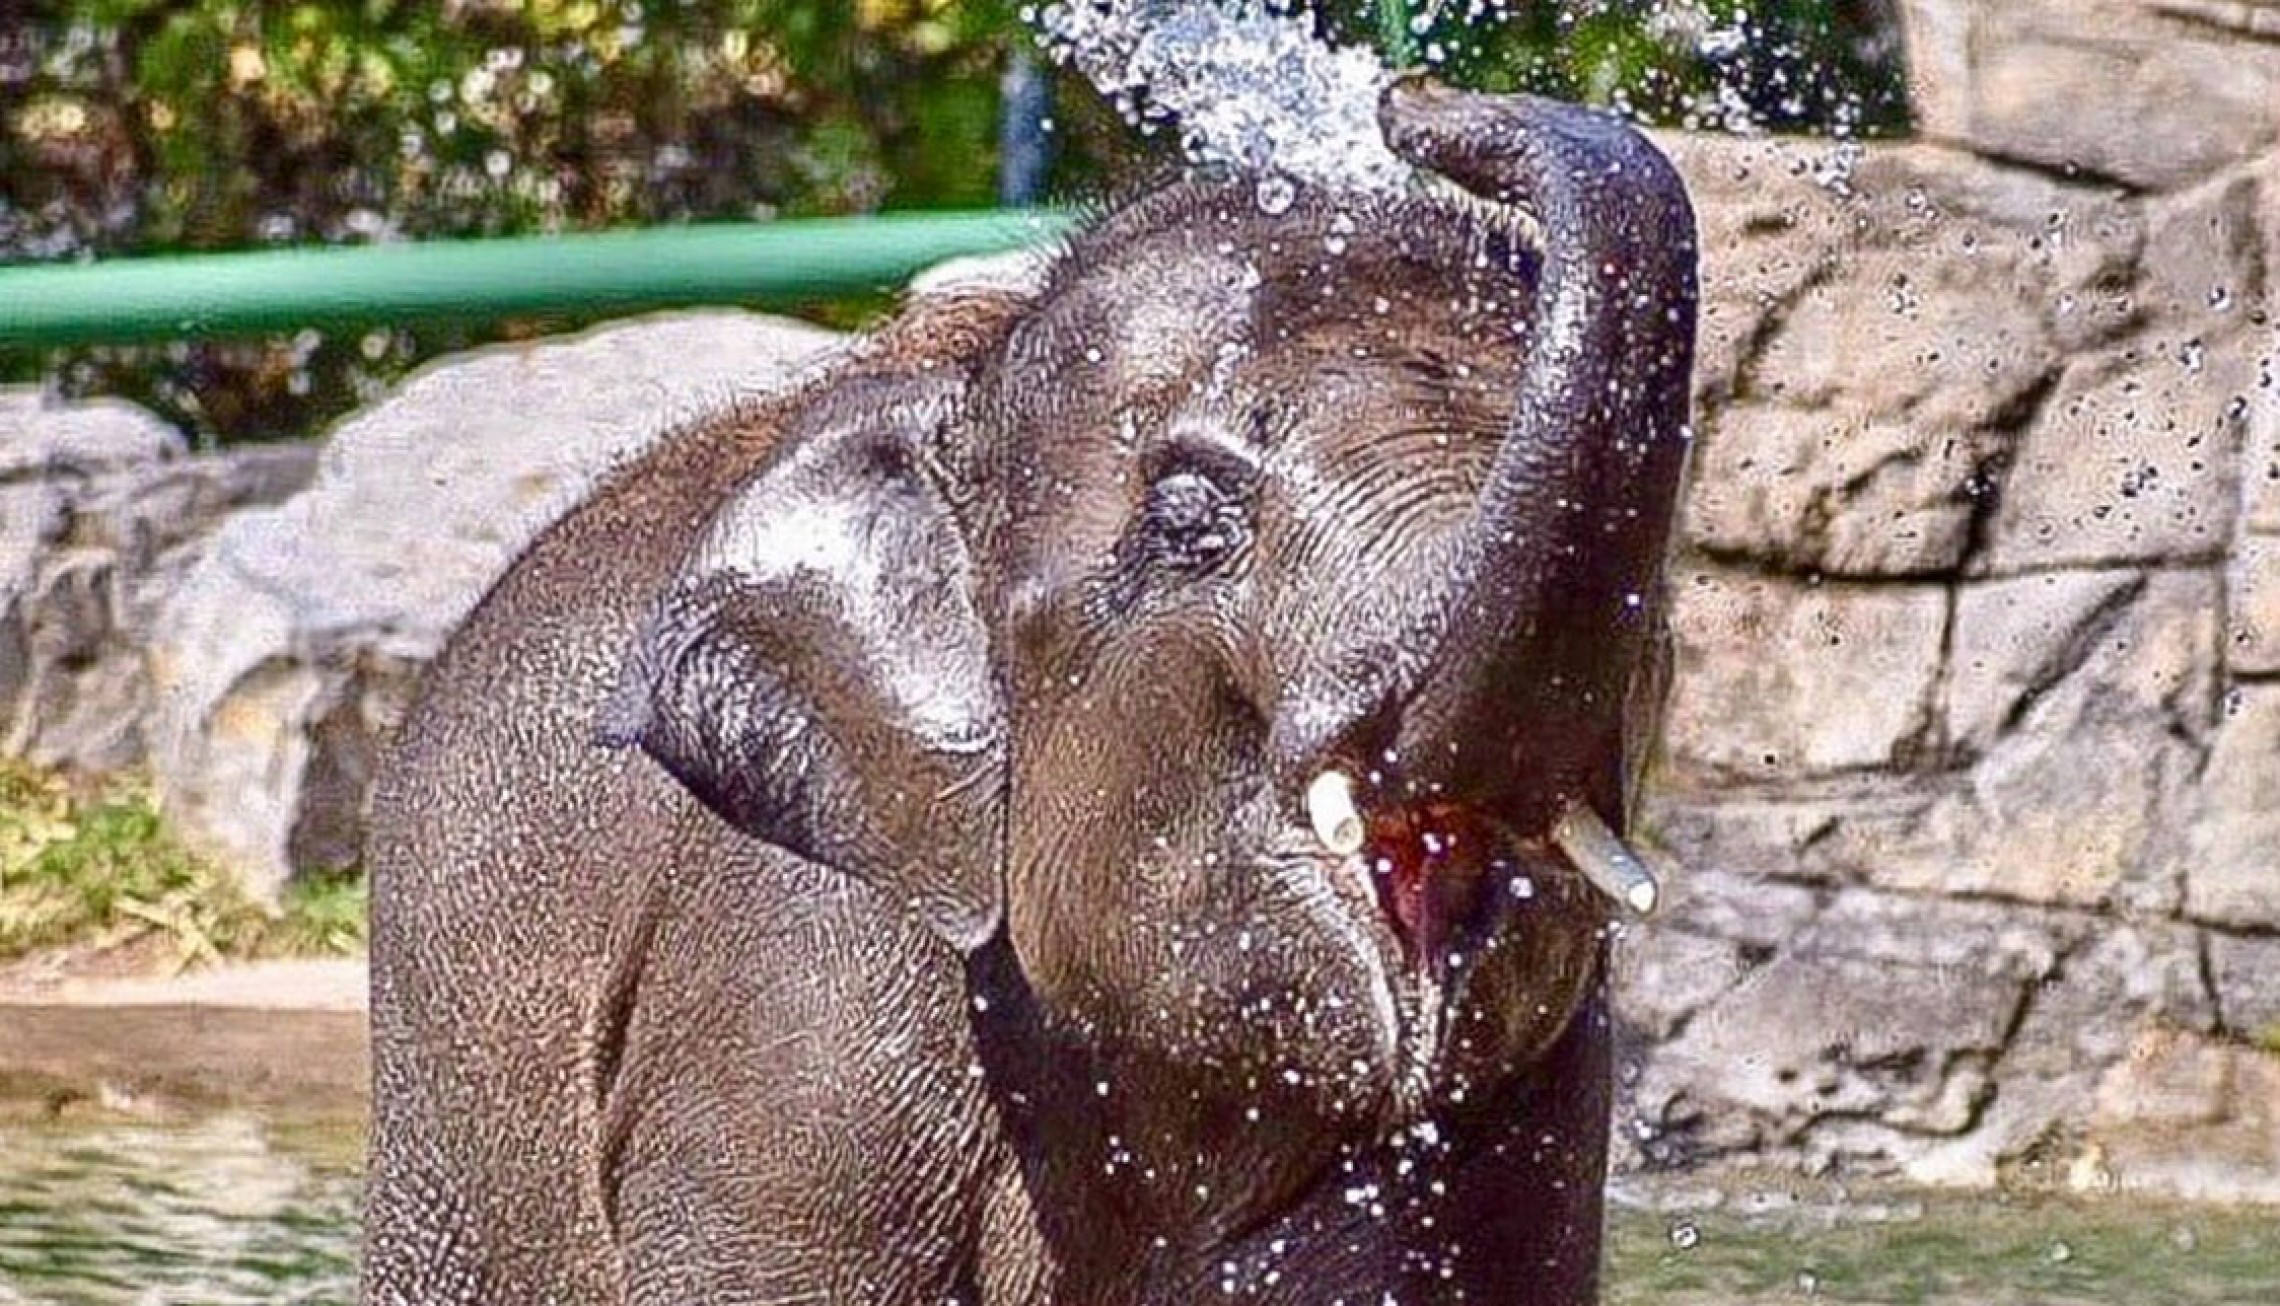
1980, 344, 2244, 573
2089, 1030, 2280, 1205
2208, 932, 2280, 1040
1661, 568, 1946, 781
0, 390, 315, 774
1669, 135, 2147, 582
1895, 0, 2280, 190
2179, 684, 2280, 928
1683, 405, 2002, 577
2229, 535, 2280, 675
1625, 114, 2279, 1197
146, 311, 841, 897
2245, 392, 2280, 533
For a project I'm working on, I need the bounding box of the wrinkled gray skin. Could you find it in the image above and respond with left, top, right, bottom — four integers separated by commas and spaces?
364, 83, 1695, 1305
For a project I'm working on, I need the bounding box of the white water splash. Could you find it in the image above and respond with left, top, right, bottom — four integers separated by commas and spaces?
1031, 1, 1412, 202
1031, 0, 1877, 199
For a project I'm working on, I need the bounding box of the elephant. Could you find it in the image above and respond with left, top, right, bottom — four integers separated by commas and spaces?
362, 79, 1697, 1306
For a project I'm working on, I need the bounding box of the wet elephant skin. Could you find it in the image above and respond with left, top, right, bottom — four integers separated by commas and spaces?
363, 81, 1696, 1306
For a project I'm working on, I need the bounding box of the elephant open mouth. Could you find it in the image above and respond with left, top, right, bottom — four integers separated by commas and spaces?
1303, 765, 1658, 977
1360, 800, 1513, 968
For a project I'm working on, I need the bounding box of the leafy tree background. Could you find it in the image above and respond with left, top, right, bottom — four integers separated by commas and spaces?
0, 0, 1905, 444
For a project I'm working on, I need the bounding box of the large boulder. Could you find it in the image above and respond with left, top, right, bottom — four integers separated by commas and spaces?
0, 389, 315, 772
146, 311, 841, 898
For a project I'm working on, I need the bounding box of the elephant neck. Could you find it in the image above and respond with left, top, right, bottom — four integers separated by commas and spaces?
961, 935, 1611, 1303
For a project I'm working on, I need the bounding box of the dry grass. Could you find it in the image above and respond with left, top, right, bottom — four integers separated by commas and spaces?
0, 760, 364, 967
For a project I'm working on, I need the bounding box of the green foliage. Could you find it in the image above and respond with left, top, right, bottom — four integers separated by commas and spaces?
3, 0, 1080, 440
268, 867, 371, 957
1333, 0, 1908, 137
0, 761, 365, 964
2, 1, 1903, 443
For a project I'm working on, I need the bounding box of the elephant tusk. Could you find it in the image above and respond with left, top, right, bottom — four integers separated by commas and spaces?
1305, 770, 1367, 857
1551, 801, 1660, 917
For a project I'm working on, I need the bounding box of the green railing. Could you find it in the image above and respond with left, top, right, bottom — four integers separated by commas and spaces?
0, 210, 1078, 349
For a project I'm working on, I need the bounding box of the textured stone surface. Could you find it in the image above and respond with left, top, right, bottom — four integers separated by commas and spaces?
2089, 1030, 2280, 1204
2247, 390, 2280, 534
1667, 133, 2154, 581
0, 389, 181, 474
1979, 345, 2243, 574
1661, 566, 2214, 908
1745, 244, 2056, 437
1935, 569, 2146, 756
2180, 683, 2280, 928
2230, 535, 2280, 675
1627, 86, 2280, 1197
1683, 404, 2001, 577
147, 311, 841, 895
1611, 928, 1748, 1043
1895, 0, 2280, 190
2209, 931, 2280, 1040
0, 389, 316, 772
2140, 171, 2267, 324
1661, 568, 1947, 782
1897, 570, 2211, 911
1635, 922, 2026, 1166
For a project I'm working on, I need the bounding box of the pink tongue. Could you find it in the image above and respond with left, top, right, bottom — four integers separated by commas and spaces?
1365, 804, 1489, 966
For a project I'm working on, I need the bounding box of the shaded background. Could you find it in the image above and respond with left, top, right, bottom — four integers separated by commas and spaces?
0, 0, 1907, 443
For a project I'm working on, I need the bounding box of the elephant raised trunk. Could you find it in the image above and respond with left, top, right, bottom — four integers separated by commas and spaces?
369, 80, 1702, 1305
1377, 80, 1699, 835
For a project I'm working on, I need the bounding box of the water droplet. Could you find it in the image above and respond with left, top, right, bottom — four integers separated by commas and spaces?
1255, 175, 1297, 216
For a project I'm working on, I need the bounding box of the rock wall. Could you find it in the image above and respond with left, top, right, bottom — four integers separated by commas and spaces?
1896, 0, 2280, 190
1622, 124, 2279, 1199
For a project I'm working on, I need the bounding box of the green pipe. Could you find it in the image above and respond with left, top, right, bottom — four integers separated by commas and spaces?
1377, 0, 1419, 69
0, 209, 1079, 349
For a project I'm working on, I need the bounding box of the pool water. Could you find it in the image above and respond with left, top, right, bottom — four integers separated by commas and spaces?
1, 1116, 2273, 1304
1603, 1185, 2280, 1305
0, 1117, 359, 1306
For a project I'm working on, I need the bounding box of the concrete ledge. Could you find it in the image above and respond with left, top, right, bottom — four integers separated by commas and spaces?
0, 959, 369, 1120
5, 957, 367, 1012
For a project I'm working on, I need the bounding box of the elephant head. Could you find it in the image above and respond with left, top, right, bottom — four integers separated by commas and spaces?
604, 80, 1696, 1289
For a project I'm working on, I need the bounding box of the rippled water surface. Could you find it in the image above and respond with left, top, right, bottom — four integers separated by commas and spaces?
0, 1117, 360, 1306
1603, 1186, 2280, 1306
3, 1116, 2277, 1304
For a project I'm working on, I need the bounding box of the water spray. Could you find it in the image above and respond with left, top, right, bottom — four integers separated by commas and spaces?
1032, 1, 1415, 199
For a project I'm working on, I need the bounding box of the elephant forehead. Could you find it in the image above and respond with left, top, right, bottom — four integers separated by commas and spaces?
1101, 254, 1256, 389
1018, 242, 1258, 398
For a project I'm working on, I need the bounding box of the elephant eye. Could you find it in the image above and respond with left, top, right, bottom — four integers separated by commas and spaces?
1141, 468, 1247, 571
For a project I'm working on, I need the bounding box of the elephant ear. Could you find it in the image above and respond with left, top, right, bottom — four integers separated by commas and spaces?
599, 376, 1003, 951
